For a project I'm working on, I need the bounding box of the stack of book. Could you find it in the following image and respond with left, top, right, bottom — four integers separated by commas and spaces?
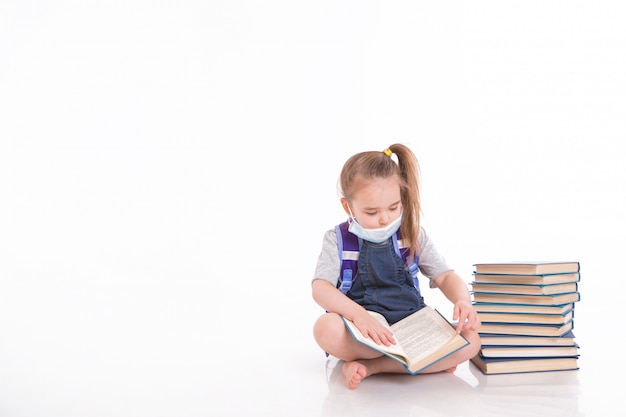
469, 261, 581, 375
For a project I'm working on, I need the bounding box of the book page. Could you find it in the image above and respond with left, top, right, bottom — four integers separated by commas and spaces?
390, 307, 457, 364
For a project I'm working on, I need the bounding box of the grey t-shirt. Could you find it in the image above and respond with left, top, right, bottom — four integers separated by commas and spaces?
312, 226, 451, 289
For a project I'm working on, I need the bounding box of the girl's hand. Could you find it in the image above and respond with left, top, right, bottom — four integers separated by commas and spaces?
352, 311, 396, 347
453, 299, 481, 334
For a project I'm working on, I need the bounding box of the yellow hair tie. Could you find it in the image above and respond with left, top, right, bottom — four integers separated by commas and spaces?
383, 148, 392, 157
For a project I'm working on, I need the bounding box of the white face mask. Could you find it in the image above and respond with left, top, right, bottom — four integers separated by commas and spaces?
347, 208, 403, 243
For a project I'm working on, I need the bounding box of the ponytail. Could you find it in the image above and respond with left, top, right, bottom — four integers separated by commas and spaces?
389, 143, 421, 263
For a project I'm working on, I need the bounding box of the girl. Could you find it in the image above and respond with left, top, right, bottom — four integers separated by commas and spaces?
312, 143, 481, 390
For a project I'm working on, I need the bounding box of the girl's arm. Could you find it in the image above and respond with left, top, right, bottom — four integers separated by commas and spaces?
433, 270, 481, 333
312, 279, 396, 346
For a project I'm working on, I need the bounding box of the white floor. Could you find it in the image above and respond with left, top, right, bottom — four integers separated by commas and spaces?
2, 3, 625, 416
0, 277, 621, 417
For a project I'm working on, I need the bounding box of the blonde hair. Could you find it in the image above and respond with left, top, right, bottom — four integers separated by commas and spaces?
338, 143, 421, 262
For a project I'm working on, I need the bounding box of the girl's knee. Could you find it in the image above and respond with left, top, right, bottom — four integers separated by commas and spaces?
461, 330, 482, 359
313, 313, 345, 347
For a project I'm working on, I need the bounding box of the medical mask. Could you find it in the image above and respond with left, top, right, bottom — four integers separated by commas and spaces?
347, 209, 403, 243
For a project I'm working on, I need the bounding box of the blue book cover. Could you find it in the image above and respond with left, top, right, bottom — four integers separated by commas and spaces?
472, 291, 580, 306
470, 282, 578, 296
473, 302, 574, 315
478, 330, 577, 346
478, 319, 574, 337
471, 354, 579, 374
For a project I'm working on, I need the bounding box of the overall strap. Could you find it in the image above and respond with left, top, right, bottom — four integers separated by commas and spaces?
398, 238, 420, 290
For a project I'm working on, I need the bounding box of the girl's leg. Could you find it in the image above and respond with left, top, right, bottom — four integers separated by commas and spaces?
314, 313, 482, 389
313, 312, 381, 361
313, 313, 413, 389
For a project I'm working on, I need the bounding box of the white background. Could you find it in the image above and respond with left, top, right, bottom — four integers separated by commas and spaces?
1, 1, 625, 416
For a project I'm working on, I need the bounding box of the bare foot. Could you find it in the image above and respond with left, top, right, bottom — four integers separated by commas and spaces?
342, 361, 368, 390
443, 365, 457, 373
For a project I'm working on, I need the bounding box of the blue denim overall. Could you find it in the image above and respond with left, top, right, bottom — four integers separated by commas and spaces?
347, 238, 426, 325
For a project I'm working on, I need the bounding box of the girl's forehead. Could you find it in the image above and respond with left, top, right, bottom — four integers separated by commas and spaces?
352, 177, 401, 205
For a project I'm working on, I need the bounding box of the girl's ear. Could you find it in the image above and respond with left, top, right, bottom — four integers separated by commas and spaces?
340, 198, 352, 216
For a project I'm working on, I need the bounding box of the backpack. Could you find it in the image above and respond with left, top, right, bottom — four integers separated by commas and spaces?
335, 220, 420, 294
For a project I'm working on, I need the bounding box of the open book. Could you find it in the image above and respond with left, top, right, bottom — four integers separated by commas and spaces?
342, 306, 469, 375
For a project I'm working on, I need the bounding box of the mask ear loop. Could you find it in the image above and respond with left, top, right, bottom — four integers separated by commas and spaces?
347, 205, 357, 224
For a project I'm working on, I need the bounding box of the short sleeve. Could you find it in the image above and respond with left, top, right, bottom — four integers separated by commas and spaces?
312, 228, 341, 287
417, 227, 452, 288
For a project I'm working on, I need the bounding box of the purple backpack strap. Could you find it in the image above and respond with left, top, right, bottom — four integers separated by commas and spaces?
335, 221, 360, 294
